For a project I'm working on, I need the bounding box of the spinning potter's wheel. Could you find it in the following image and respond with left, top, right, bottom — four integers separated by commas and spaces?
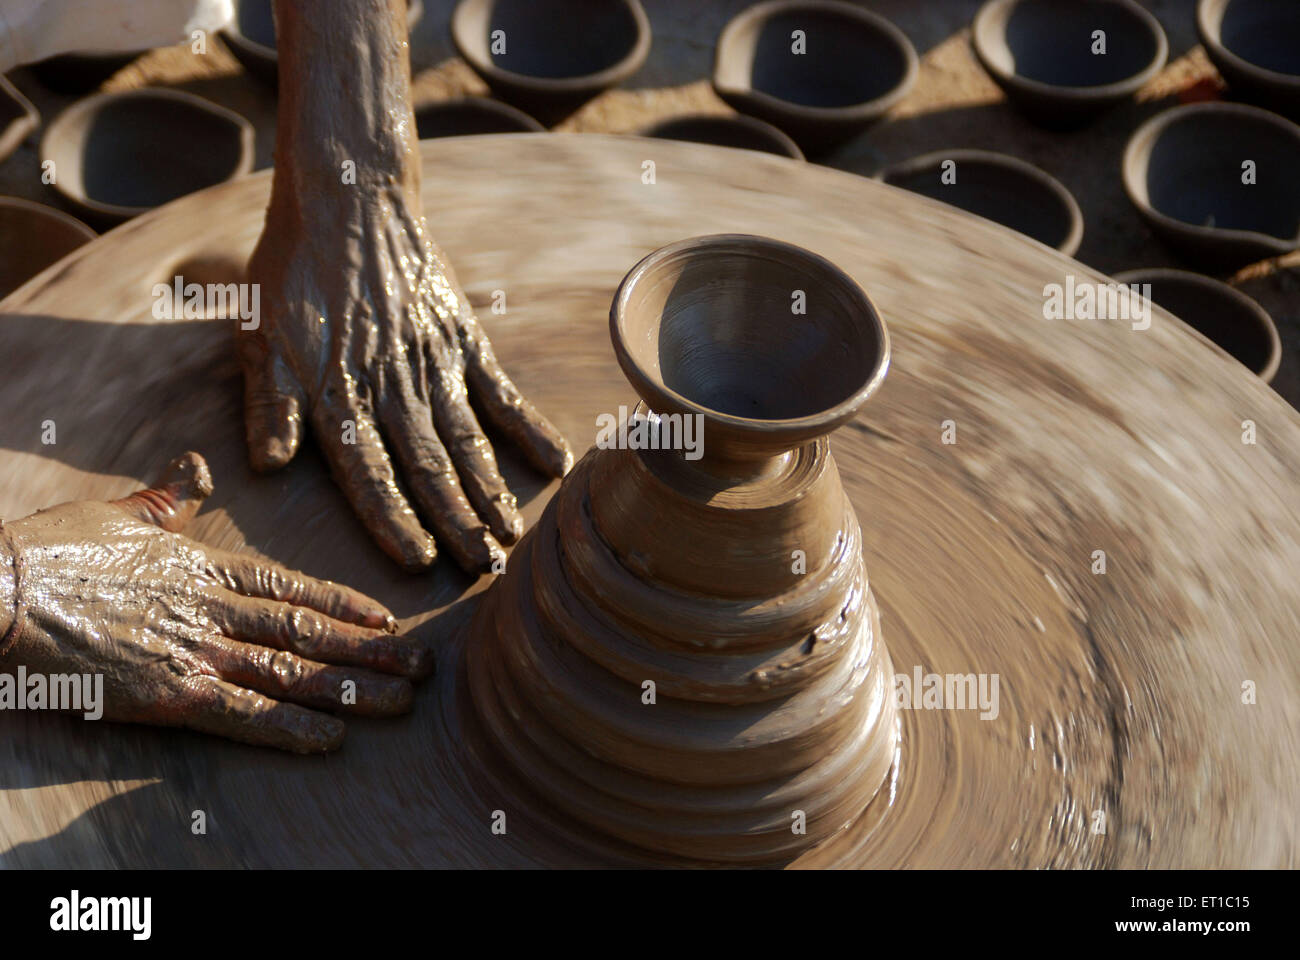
0, 135, 1296, 867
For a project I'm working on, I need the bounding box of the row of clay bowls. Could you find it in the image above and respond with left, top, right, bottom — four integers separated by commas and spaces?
0, 77, 95, 300
8, 0, 1294, 382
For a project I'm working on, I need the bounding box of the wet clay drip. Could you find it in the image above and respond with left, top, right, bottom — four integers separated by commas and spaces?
467, 439, 897, 863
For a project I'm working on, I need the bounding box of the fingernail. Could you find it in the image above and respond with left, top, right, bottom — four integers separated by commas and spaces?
397, 533, 438, 573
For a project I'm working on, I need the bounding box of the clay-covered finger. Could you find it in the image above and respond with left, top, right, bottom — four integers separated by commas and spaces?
200, 636, 412, 717
202, 546, 397, 632
237, 336, 305, 472
457, 313, 574, 479
379, 365, 507, 575
204, 588, 432, 677
426, 363, 524, 544
111, 450, 214, 533
178, 674, 345, 754
311, 379, 437, 572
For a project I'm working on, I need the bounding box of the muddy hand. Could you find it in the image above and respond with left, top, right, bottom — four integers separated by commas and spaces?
0, 452, 431, 754
238, 0, 572, 576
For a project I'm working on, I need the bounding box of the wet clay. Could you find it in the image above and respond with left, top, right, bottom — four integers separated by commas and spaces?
468, 236, 897, 863
0, 137, 1296, 867
240, 0, 571, 576
0, 452, 427, 754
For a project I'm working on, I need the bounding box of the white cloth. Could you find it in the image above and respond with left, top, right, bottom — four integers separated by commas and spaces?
0, 0, 234, 70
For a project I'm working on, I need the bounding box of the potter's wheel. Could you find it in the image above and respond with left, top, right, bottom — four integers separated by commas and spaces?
0, 135, 1296, 867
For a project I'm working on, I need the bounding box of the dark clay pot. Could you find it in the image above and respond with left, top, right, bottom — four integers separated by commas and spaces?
1122, 102, 1300, 271
0, 197, 96, 301
1114, 268, 1281, 382
636, 113, 804, 160
0, 77, 39, 164
712, 0, 917, 156
878, 149, 1083, 256
413, 96, 544, 138
450, 0, 651, 126
225, 0, 424, 88
1197, 0, 1300, 120
41, 90, 254, 228
972, 0, 1167, 128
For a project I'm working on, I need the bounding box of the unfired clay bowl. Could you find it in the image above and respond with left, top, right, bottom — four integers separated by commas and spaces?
1123, 102, 1300, 270
0, 197, 96, 301
0, 77, 39, 165
878, 149, 1083, 256
712, 0, 917, 156
450, 0, 650, 125
29, 51, 145, 95
1197, 0, 1300, 120
972, 0, 1167, 128
41, 90, 254, 227
413, 96, 544, 138
1115, 268, 1281, 383
611, 233, 889, 461
225, 0, 424, 87
635, 113, 804, 160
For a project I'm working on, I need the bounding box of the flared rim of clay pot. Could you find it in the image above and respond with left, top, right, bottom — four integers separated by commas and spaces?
1197, 0, 1300, 96
1122, 102, 1300, 264
0, 197, 97, 301
40, 89, 255, 225
450, 0, 651, 96
0, 77, 40, 165
877, 148, 1083, 257
225, 0, 424, 82
712, 0, 918, 124
635, 113, 804, 160
972, 0, 1168, 103
413, 96, 546, 138
1114, 267, 1281, 383
610, 233, 889, 455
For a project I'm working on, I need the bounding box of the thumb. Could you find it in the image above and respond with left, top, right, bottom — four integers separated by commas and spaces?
237, 335, 305, 473
112, 451, 214, 532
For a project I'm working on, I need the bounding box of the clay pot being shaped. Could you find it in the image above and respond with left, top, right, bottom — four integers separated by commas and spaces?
972, 0, 1168, 128
1115, 268, 1281, 383
225, 0, 424, 87
0, 198, 96, 301
636, 113, 804, 160
1197, 0, 1300, 120
878, 149, 1083, 256
413, 96, 544, 139
1123, 102, 1300, 271
467, 234, 898, 864
29, 51, 145, 95
41, 90, 254, 228
0, 77, 39, 165
450, 0, 651, 126
712, 0, 917, 156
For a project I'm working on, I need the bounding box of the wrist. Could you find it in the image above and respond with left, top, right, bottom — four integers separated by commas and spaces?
0, 520, 22, 661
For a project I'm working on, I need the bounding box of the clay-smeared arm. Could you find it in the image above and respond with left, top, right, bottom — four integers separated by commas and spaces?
240, 0, 572, 575
0, 452, 431, 753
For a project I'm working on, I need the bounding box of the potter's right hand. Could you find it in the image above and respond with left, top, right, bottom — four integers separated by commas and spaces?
0, 452, 430, 754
